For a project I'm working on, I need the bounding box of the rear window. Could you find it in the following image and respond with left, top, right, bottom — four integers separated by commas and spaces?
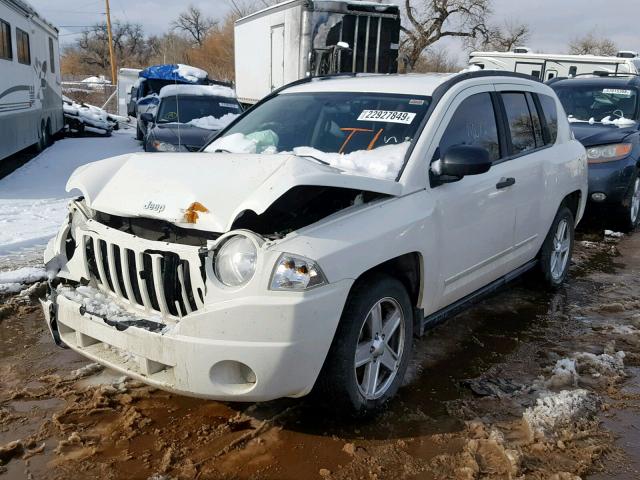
48, 37, 55, 73
551, 85, 637, 124
0, 19, 11, 61
538, 94, 558, 144
502, 92, 536, 155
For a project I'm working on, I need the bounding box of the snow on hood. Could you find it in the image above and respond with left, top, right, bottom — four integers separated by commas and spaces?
206, 132, 410, 181
187, 113, 239, 130
66, 152, 402, 233
159, 84, 236, 99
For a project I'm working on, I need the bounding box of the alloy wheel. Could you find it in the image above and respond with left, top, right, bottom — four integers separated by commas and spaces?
354, 297, 405, 400
550, 218, 570, 281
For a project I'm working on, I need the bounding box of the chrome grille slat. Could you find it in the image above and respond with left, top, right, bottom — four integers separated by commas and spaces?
93, 237, 109, 290
136, 251, 153, 312
120, 248, 137, 306
151, 254, 170, 316
107, 243, 124, 298
177, 263, 193, 315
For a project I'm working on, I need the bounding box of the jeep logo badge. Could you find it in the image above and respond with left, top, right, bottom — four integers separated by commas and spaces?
143, 201, 166, 213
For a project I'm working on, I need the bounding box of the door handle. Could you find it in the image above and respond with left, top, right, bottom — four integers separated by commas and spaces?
496, 177, 516, 189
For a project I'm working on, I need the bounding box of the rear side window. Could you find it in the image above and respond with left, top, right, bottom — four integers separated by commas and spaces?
0, 19, 11, 60
525, 93, 544, 147
538, 94, 558, 144
48, 37, 55, 73
438, 92, 500, 162
16, 28, 30, 65
502, 92, 536, 154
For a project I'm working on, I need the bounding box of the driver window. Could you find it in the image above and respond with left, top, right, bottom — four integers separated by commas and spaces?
438, 93, 501, 162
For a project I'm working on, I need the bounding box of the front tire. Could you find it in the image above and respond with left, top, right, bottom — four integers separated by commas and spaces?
538, 206, 575, 289
316, 274, 413, 416
618, 174, 640, 233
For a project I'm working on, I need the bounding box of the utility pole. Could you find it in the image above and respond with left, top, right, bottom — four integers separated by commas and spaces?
105, 0, 117, 85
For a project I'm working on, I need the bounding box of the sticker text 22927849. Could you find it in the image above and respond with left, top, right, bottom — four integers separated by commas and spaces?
357, 110, 416, 124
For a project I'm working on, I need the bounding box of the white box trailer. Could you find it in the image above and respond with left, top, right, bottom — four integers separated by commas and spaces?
234, 0, 400, 105
469, 50, 640, 81
0, 0, 63, 161
117, 67, 141, 117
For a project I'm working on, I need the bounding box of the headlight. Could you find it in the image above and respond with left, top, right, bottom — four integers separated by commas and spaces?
152, 141, 178, 152
214, 235, 257, 287
586, 143, 632, 164
270, 254, 327, 291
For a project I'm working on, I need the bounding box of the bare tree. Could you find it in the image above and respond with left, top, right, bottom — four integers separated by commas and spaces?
411, 47, 461, 73
470, 19, 530, 52
400, 0, 490, 71
171, 6, 217, 46
225, 0, 279, 18
568, 32, 617, 56
77, 21, 153, 76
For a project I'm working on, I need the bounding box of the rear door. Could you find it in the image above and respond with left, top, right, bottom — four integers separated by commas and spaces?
270, 24, 285, 91
430, 88, 516, 308
493, 87, 547, 270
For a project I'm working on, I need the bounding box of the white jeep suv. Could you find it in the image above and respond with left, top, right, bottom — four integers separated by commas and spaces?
42, 71, 587, 414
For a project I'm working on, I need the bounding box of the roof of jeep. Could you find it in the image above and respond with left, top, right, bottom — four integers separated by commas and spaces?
282, 72, 541, 97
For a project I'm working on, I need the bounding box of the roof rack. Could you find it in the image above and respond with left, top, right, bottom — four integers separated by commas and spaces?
573, 72, 640, 78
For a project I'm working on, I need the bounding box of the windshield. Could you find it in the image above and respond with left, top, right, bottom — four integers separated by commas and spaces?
156, 95, 241, 127
552, 85, 638, 123
204, 92, 431, 181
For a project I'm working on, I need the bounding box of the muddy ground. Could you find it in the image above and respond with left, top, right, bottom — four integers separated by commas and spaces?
1, 230, 639, 480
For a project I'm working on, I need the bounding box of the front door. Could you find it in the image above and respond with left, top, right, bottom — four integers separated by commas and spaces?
270, 25, 285, 91
430, 88, 516, 308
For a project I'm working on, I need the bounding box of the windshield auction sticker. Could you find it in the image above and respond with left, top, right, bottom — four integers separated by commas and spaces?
358, 110, 416, 124
603, 89, 633, 97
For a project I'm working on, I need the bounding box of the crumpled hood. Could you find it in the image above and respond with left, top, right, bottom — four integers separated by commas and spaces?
66, 152, 402, 233
148, 123, 216, 150
570, 123, 638, 147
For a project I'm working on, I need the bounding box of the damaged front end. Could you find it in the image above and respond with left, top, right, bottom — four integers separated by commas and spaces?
43, 197, 209, 339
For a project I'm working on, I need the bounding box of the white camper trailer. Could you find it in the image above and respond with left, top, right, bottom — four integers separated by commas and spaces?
117, 67, 141, 117
0, 0, 63, 161
469, 49, 640, 81
234, 0, 401, 105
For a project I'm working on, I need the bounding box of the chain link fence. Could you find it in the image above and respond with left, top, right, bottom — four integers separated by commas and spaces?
61, 76, 118, 114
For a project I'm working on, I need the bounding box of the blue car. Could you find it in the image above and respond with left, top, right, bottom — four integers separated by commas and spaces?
549, 75, 640, 231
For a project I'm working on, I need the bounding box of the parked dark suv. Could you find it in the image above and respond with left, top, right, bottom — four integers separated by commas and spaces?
548, 74, 640, 231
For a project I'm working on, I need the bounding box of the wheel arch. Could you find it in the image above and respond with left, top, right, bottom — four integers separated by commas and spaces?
561, 190, 581, 221
348, 252, 424, 335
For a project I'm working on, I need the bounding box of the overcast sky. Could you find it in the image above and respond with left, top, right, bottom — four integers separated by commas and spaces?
29, 0, 638, 62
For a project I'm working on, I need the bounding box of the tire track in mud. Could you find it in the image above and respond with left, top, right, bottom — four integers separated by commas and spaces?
1, 230, 640, 479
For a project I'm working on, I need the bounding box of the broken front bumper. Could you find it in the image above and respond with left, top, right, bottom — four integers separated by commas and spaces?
42, 279, 352, 402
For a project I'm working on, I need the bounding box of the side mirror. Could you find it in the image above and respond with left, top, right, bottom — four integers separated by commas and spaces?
440, 145, 492, 178
140, 112, 154, 124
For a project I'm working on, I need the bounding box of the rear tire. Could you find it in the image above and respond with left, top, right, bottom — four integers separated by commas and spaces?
617, 173, 640, 233
316, 274, 413, 417
538, 206, 575, 289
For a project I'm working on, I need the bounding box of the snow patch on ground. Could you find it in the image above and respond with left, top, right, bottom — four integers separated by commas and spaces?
523, 389, 598, 438
0, 267, 47, 294
544, 351, 626, 389
188, 112, 239, 130
0, 130, 140, 268
604, 230, 624, 238
159, 84, 236, 99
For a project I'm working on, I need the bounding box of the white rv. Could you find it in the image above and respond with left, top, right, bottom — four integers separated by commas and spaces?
469, 49, 640, 81
0, 0, 63, 161
234, 0, 401, 105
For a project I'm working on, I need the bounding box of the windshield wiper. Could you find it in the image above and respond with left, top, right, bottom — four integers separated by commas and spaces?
214, 148, 231, 153
297, 154, 330, 165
